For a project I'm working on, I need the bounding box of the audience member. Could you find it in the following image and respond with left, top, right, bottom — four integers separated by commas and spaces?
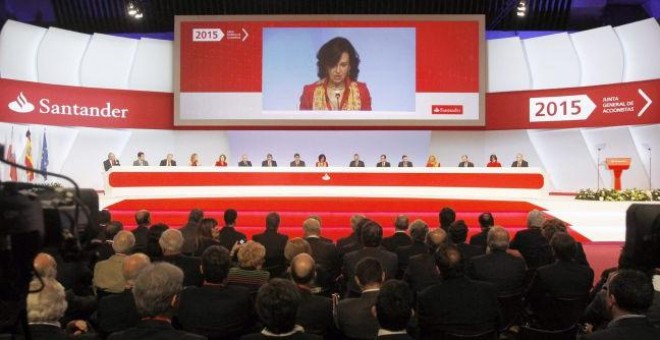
218, 209, 248, 251
180, 208, 204, 255
448, 220, 484, 262
96, 253, 150, 337
381, 215, 412, 252
192, 217, 221, 257
403, 228, 445, 292
131, 210, 150, 254
96, 220, 123, 262
395, 219, 429, 278
159, 229, 203, 287
25, 278, 70, 339
227, 240, 270, 294
241, 279, 321, 339
542, 218, 589, 266
145, 223, 169, 261
337, 214, 365, 255
375, 280, 416, 340
338, 215, 369, 257
342, 220, 397, 297
466, 226, 527, 296
33, 252, 58, 279
469, 212, 494, 251
176, 246, 253, 340
290, 254, 334, 337
303, 217, 338, 274
438, 207, 456, 232
417, 244, 501, 338
336, 258, 383, 339
94, 230, 135, 294
284, 238, 312, 264
107, 263, 204, 340
510, 209, 553, 271
253, 212, 289, 277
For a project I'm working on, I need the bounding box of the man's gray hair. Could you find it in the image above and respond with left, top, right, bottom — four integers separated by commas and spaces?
27, 278, 67, 323
159, 229, 184, 253
133, 262, 184, 317
527, 209, 545, 229
112, 230, 136, 254
122, 253, 152, 286
409, 219, 429, 242
487, 226, 510, 252
302, 218, 321, 236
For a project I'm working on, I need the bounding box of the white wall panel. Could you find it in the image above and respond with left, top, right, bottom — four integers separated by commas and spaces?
80, 33, 138, 89
128, 38, 173, 92
614, 18, 660, 82
173, 131, 231, 167
523, 33, 581, 90
37, 27, 90, 86
570, 26, 624, 86
122, 130, 176, 166
487, 37, 532, 92
581, 126, 648, 190
429, 131, 485, 167
0, 20, 46, 81
629, 124, 660, 190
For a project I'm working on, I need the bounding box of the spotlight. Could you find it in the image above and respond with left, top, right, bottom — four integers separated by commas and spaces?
126, 1, 144, 19
516, 0, 527, 17
127, 2, 137, 16
134, 11, 143, 19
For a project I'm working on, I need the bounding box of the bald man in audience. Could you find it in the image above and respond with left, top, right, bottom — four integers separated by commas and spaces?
403, 228, 446, 292
97, 253, 151, 336
94, 231, 135, 294
291, 254, 335, 337
159, 229, 203, 287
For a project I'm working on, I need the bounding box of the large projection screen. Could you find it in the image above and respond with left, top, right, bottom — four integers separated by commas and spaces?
174, 15, 486, 127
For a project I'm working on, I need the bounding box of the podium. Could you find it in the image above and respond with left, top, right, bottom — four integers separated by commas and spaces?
606, 158, 631, 190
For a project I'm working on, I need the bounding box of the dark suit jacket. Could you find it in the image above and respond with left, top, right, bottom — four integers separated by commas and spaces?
343, 247, 398, 296
241, 332, 321, 340
466, 250, 527, 296
218, 226, 247, 251
305, 236, 339, 277
107, 319, 205, 340
103, 159, 120, 171
253, 230, 289, 276
297, 289, 334, 337
469, 230, 488, 251
176, 284, 253, 340
526, 260, 594, 305
290, 160, 306, 167
456, 242, 485, 263
238, 161, 252, 167
336, 290, 380, 339
377, 334, 415, 340
395, 241, 428, 279
511, 160, 529, 167
131, 225, 149, 254
417, 276, 501, 338
179, 222, 199, 255
403, 253, 441, 292
583, 316, 660, 340
161, 254, 203, 287
376, 161, 391, 167
510, 228, 553, 270
159, 159, 177, 166
97, 289, 140, 336
23, 324, 69, 340
261, 160, 278, 167
458, 161, 474, 167
337, 233, 359, 254
349, 160, 365, 167
397, 161, 413, 167
381, 232, 412, 253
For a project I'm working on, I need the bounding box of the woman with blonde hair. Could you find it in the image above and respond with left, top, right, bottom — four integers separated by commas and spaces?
426, 154, 440, 167
226, 241, 270, 293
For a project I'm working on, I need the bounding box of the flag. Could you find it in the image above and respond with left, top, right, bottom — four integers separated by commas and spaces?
40, 129, 49, 180
24, 129, 34, 181
7, 127, 17, 181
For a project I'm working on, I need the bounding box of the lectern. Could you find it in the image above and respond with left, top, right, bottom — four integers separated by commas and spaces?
606, 158, 631, 191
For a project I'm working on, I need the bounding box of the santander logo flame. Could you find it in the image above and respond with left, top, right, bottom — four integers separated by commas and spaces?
8, 92, 35, 113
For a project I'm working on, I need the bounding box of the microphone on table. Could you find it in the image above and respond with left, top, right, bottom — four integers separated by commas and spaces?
334, 90, 341, 109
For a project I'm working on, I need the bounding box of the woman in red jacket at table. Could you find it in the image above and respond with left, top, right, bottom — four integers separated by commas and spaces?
486, 154, 502, 167
215, 154, 228, 167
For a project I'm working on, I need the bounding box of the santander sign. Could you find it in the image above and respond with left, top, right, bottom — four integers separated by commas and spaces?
8, 92, 128, 119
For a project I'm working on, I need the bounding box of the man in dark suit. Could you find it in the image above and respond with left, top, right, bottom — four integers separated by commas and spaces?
375, 280, 416, 340
466, 227, 526, 296
261, 153, 277, 167
395, 219, 429, 279
403, 228, 445, 292
132, 151, 149, 166
342, 220, 398, 297
382, 215, 412, 252
97, 253, 150, 337
107, 263, 205, 340
458, 154, 474, 167
180, 208, 204, 255
511, 153, 529, 167
336, 258, 383, 339
218, 208, 247, 251
253, 212, 289, 277
159, 153, 177, 166
238, 154, 252, 167
103, 152, 120, 171
438, 207, 456, 232
175, 246, 253, 340
337, 214, 365, 256
510, 209, 553, 270
159, 229, 203, 287
376, 154, 391, 167
448, 220, 484, 263
397, 155, 413, 167
349, 153, 365, 167
469, 212, 495, 251
302, 218, 339, 289
131, 210, 150, 254
585, 270, 660, 340
290, 254, 334, 337
290, 153, 306, 167
417, 244, 501, 338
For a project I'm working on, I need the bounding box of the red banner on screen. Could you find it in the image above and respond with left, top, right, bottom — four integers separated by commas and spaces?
486, 79, 659, 130
0, 78, 173, 129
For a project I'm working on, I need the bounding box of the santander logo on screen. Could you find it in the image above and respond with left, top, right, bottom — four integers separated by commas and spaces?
8, 92, 35, 113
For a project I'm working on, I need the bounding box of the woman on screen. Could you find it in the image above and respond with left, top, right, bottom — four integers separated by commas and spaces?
190, 153, 200, 166
316, 154, 329, 167
487, 154, 501, 167
215, 154, 228, 167
299, 37, 372, 111
426, 155, 440, 167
